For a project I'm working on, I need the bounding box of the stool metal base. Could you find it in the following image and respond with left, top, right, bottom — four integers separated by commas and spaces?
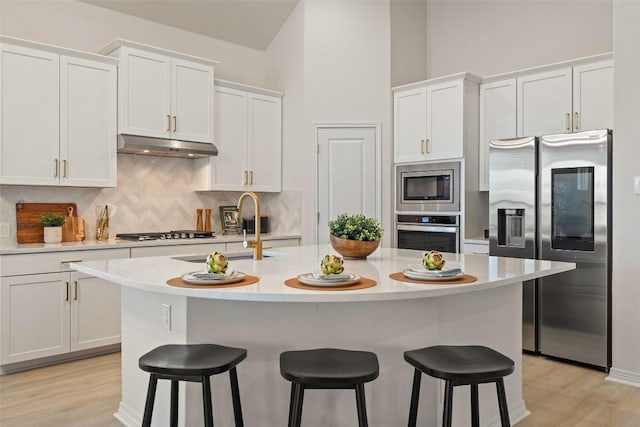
287, 383, 369, 427
141, 367, 244, 427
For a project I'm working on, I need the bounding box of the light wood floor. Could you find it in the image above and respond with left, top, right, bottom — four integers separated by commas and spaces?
1, 353, 640, 426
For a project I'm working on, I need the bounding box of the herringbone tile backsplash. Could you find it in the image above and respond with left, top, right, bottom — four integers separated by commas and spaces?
0, 154, 301, 242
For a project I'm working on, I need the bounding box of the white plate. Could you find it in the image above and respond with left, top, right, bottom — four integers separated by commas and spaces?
297, 273, 361, 287
182, 271, 245, 285
407, 264, 463, 277
402, 269, 464, 281
311, 272, 352, 281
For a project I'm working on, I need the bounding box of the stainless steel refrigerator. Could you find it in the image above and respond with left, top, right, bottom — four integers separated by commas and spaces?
489, 129, 611, 369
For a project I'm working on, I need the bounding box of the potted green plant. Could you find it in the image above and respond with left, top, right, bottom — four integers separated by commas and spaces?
328, 213, 383, 259
40, 212, 66, 243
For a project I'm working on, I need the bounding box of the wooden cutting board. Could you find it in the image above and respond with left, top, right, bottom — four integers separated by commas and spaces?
62, 206, 86, 242
16, 203, 78, 243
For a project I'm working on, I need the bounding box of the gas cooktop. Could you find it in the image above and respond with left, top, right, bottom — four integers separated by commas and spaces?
115, 230, 216, 241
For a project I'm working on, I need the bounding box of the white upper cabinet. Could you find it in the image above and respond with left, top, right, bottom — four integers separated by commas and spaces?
60, 56, 117, 187
196, 81, 282, 192
0, 37, 117, 187
1, 43, 59, 186
247, 93, 282, 192
393, 86, 427, 163
426, 79, 465, 160
480, 54, 613, 192
573, 59, 613, 132
517, 67, 573, 137
117, 47, 171, 139
171, 58, 215, 143
393, 74, 479, 163
478, 79, 517, 191
104, 41, 216, 144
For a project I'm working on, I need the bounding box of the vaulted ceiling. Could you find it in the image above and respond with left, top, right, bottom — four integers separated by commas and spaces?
82, 0, 299, 51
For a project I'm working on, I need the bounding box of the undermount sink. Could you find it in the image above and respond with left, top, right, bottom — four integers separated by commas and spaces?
172, 251, 279, 263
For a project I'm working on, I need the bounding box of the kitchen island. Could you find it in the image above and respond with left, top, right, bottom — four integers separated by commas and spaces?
71, 245, 574, 427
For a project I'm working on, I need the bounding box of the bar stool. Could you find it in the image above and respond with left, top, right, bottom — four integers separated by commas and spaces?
280, 348, 379, 427
404, 345, 515, 427
139, 343, 247, 427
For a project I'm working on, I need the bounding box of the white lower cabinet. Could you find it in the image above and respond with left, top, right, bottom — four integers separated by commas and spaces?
463, 242, 489, 255
70, 272, 120, 351
0, 248, 128, 366
1, 273, 70, 363
0, 272, 120, 364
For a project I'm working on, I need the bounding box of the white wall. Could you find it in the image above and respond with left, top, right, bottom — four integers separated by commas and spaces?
390, 0, 427, 87
426, 0, 613, 78
609, 0, 640, 385
304, 0, 392, 246
265, 1, 306, 239
0, 0, 266, 86
265, 0, 392, 246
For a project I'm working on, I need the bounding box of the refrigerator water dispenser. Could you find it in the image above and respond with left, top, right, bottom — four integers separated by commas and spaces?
497, 208, 525, 248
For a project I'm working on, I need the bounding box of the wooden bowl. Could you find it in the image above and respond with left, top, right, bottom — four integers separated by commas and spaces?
329, 235, 380, 259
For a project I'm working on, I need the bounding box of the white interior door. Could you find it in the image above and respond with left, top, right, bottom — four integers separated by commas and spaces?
316, 125, 380, 244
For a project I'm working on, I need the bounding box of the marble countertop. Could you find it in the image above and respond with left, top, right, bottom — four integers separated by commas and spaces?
71, 245, 575, 303
0, 233, 300, 255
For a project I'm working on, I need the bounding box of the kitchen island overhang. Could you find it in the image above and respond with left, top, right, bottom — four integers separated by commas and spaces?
71, 246, 574, 427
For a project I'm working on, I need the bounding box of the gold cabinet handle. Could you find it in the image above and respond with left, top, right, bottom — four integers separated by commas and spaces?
65, 282, 69, 302
420, 139, 425, 155
249, 171, 253, 185
172, 116, 177, 132
54, 159, 59, 177
63, 160, 67, 178
565, 113, 570, 131
167, 115, 171, 132
73, 281, 78, 301
574, 112, 579, 131
243, 171, 248, 185
425, 138, 430, 154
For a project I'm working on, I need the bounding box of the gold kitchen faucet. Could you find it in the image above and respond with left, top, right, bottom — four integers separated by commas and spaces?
237, 191, 263, 260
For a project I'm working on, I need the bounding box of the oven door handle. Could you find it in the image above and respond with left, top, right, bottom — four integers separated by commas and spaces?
396, 224, 459, 233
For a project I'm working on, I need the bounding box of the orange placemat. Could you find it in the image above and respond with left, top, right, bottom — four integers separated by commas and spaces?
284, 277, 377, 291
389, 272, 478, 285
167, 274, 260, 289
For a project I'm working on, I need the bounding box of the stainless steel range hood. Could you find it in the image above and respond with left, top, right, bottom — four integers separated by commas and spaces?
117, 134, 218, 158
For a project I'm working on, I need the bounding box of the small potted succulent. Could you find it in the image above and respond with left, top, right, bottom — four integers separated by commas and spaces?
40, 212, 66, 243
328, 213, 383, 259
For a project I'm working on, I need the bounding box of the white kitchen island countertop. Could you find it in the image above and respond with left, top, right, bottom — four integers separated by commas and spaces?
71, 245, 574, 427
71, 245, 573, 302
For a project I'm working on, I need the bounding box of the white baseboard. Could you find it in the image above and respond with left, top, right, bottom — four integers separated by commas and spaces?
114, 401, 140, 427
607, 367, 640, 388
488, 399, 530, 427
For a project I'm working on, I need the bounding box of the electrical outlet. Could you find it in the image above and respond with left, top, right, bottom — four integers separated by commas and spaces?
0, 223, 10, 238
161, 304, 172, 331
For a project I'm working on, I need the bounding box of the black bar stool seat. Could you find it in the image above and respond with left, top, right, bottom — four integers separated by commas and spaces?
139, 343, 247, 427
404, 345, 515, 427
280, 348, 379, 427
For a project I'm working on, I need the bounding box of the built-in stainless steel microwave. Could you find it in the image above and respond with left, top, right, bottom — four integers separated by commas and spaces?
396, 161, 460, 212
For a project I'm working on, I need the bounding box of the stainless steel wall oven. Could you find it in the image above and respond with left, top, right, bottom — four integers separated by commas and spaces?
396, 214, 460, 253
